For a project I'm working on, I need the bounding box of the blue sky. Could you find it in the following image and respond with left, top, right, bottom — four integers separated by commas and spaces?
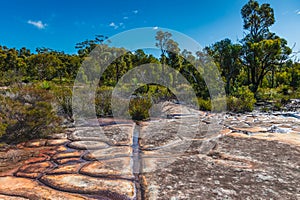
0, 0, 299, 55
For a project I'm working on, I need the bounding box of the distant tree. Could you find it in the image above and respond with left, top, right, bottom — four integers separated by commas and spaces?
75, 35, 109, 56
27, 52, 62, 81
155, 31, 180, 74
205, 39, 242, 95
241, 0, 291, 93
155, 31, 182, 87
0, 46, 28, 85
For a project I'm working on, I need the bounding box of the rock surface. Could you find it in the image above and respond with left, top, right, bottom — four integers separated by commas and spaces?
0, 176, 90, 199
80, 157, 134, 179
0, 123, 136, 199
40, 174, 135, 199
0, 102, 299, 199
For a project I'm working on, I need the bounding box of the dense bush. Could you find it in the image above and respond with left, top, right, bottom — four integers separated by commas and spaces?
95, 86, 114, 117
197, 89, 256, 113
227, 86, 256, 112
0, 85, 61, 143
53, 86, 73, 122
197, 98, 212, 111
94, 85, 176, 120
129, 96, 152, 120
256, 87, 280, 102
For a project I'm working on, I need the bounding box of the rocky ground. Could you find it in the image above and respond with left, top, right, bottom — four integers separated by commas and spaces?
0, 102, 299, 199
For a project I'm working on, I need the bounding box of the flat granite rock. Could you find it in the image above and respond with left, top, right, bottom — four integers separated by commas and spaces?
47, 163, 83, 174
101, 124, 134, 146
55, 145, 68, 152
55, 157, 84, 165
68, 141, 109, 150
52, 151, 83, 160
80, 157, 133, 179
24, 156, 49, 164
0, 194, 28, 200
68, 124, 134, 146
139, 119, 188, 149
14, 171, 41, 179
68, 127, 108, 141
24, 139, 47, 148
83, 146, 132, 161
139, 115, 222, 150
40, 174, 135, 200
18, 161, 54, 173
46, 139, 70, 146
231, 126, 268, 134
141, 136, 300, 200
15, 161, 55, 178
0, 176, 90, 199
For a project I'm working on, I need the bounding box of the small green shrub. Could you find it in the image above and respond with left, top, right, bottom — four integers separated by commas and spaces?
95, 86, 114, 117
53, 86, 73, 122
0, 85, 61, 143
212, 97, 227, 112
129, 97, 152, 120
39, 80, 52, 90
256, 87, 280, 101
197, 98, 212, 111
140, 85, 174, 103
274, 101, 283, 111
227, 86, 256, 112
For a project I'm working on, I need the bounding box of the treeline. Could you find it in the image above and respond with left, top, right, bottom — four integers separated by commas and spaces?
1, 0, 300, 144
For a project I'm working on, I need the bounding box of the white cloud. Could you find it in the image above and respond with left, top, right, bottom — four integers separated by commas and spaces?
123, 16, 129, 20
153, 26, 158, 30
109, 22, 118, 29
109, 22, 126, 29
297, 11, 300, 15
119, 22, 125, 28
133, 10, 138, 14
27, 20, 47, 29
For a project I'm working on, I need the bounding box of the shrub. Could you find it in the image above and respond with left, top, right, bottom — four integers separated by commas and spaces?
95, 86, 114, 117
197, 98, 212, 111
256, 87, 280, 101
148, 85, 175, 103
212, 97, 227, 112
227, 86, 256, 112
39, 80, 52, 90
0, 85, 61, 144
53, 86, 73, 122
129, 96, 152, 120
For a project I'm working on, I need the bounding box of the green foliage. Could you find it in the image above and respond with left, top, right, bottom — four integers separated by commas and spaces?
197, 98, 212, 111
227, 86, 256, 112
241, 0, 291, 93
146, 85, 174, 103
39, 80, 52, 90
53, 86, 73, 122
95, 86, 114, 117
256, 87, 280, 101
0, 85, 61, 143
205, 38, 242, 95
129, 96, 152, 121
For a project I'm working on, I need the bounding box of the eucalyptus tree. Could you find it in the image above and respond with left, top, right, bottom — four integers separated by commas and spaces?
205, 39, 242, 95
241, 0, 291, 92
